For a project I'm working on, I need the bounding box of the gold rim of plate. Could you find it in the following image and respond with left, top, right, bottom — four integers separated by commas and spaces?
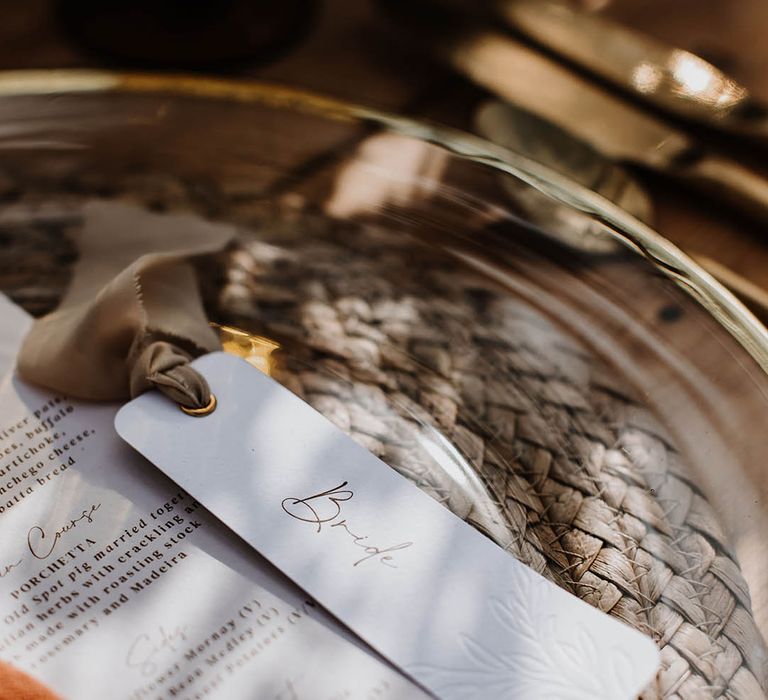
2, 68, 767, 375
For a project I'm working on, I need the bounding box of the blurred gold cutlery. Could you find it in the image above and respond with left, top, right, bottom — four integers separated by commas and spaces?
449, 29, 768, 222
382, 0, 768, 226
492, 0, 768, 141
412, 0, 768, 142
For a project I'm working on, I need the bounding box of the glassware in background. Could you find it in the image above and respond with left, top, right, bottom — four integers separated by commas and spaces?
0, 74, 765, 695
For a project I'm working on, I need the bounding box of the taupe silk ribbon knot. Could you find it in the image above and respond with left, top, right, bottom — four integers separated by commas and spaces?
17, 201, 234, 408
129, 340, 211, 408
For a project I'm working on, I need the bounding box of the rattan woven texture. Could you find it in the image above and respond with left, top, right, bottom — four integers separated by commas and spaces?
2, 174, 766, 699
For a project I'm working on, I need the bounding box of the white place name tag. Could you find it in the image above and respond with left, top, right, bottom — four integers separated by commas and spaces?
116, 352, 659, 700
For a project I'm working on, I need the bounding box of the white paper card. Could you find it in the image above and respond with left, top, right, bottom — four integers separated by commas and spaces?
116, 352, 660, 700
0, 296, 426, 700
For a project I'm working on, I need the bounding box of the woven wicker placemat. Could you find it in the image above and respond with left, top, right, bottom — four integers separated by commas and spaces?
2, 171, 766, 699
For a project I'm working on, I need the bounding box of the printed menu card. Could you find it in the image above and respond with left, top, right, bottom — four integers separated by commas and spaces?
0, 295, 426, 699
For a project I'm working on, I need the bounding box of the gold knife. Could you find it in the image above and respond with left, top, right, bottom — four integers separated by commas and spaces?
444, 27, 768, 223
492, 0, 768, 142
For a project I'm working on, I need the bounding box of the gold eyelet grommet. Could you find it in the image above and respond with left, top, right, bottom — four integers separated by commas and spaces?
179, 393, 217, 417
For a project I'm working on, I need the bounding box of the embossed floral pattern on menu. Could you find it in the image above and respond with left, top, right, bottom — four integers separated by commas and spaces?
409, 574, 638, 700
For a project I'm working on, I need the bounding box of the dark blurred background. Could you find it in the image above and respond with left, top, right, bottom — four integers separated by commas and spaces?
4, 0, 768, 298
5, 1, 768, 109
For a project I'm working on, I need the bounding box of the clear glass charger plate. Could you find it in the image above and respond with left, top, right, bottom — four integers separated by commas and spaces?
0, 71, 766, 698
